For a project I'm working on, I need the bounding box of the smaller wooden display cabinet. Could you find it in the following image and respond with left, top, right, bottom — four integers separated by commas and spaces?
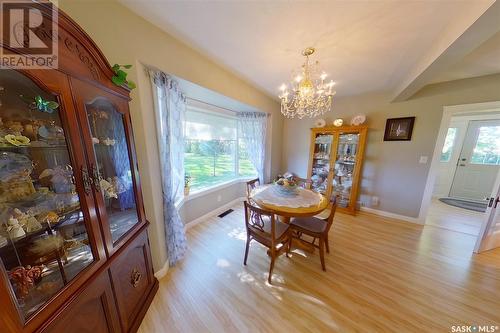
307, 125, 368, 215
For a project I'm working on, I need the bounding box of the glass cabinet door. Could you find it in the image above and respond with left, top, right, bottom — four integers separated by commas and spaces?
83, 97, 139, 244
0, 70, 95, 320
310, 133, 335, 194
332, 132, 360, 209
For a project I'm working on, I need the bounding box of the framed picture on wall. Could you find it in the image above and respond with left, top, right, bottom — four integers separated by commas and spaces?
384, 117, 415, 141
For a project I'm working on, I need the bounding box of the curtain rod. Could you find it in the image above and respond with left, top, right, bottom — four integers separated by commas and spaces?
186, 97, 238, 114
186, 96, 267, 115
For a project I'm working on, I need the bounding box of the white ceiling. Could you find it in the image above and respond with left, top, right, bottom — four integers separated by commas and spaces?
121, 0, 496, 99
430, 30, 500, 84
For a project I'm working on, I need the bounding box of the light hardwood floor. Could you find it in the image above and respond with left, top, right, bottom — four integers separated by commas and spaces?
138, 202, 500, 333
426, 198, 485, 236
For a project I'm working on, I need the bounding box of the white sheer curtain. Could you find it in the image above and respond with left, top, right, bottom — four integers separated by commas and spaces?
149, 70, 187, 266
237, 112, 268, 183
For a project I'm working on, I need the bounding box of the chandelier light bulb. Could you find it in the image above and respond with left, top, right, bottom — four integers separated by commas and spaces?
278, 47, 336, 119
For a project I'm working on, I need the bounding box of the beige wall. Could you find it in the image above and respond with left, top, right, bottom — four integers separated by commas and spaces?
59, 0, 282, 271
282, 74, 500, 218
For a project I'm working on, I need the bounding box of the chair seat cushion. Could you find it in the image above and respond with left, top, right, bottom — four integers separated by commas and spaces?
290, 216, 327, 234
314, 208, 330, 220
262, 219, 289, 240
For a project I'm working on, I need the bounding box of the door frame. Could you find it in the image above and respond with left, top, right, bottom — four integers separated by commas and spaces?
418, 101, 500, 224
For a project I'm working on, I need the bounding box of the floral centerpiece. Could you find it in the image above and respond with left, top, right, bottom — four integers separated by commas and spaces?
274, 177, 298, 196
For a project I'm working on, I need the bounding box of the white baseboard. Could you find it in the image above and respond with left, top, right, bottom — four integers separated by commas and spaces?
360, 206, 423, 225
184, 196, 246, 231
154, 261, 169, 279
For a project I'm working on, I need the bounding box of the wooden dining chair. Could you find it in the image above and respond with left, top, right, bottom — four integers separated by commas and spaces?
246, 178, 260, 199
289, 196, 337, 271
243, 201, 291, 284
295, 177, 312, 189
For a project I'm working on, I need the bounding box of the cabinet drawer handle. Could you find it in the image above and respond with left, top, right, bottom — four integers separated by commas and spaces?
130, 268, 142, 288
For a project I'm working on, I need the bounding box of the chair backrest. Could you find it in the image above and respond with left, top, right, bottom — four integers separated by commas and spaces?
325, 196, 338, 233
246, 178, 260, 198
244, 201, 277, 244
295, 177, 312, 189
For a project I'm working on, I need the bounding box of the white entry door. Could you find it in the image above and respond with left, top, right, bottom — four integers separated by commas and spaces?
450, 120, 500, 201
474, 170, 500, 253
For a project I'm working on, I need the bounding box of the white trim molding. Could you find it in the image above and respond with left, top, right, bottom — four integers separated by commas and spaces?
154, 262, 170, 280
184, 197, 246, 231
418, 101, 500, 224
360, 207, 421, 224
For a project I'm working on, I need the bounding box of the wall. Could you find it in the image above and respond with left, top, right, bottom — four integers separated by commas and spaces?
282, 73, 500, 218
178, 182, 245, 223
59, 0, 282, 271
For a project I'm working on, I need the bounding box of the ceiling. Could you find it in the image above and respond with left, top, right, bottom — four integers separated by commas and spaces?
121, 0, 496, 99
430, 30, 500, 84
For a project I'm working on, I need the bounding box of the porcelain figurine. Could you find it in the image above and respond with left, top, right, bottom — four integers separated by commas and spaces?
100, 178, 118, 199
0, 234, 7, 247
6, 217, 26, 238
102, 137, 116, 146
13, 208, 42, 232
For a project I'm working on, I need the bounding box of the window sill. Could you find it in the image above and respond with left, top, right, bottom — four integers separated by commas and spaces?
175, 177, 256, 209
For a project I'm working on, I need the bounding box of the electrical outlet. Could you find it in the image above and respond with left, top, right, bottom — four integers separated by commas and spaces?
419, 156, 428, 164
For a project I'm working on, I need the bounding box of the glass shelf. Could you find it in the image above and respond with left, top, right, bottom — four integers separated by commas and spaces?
85, 98, 139, 244
310, 133, 334, 194
0, 70, 94, 320
332, 133, 360, 208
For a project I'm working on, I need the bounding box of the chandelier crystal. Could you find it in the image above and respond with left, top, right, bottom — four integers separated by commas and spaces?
279, 47, 336, 119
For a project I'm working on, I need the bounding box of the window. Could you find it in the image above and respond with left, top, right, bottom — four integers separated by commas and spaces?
184, 108, 257, 190
470, 126, 500, 165
440, 127, 457, 162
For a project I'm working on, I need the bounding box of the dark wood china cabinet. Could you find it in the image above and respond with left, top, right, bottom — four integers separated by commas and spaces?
0, 3, 158, 333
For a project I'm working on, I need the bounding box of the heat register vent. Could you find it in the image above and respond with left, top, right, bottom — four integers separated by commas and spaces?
218, 209, 234, 218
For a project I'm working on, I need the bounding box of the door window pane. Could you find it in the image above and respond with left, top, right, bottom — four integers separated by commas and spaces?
0, 70, 94, 320
471, 126, 500, 165
440, 127, 457, 162
85, 98, 138, 243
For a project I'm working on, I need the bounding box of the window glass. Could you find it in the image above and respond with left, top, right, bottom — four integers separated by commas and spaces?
470, 126, 500, 165
440, 127, 457, 162
184, 109, 257, 190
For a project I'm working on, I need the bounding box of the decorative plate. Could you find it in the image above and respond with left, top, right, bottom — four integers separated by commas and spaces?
350, 114, 366, 126
333, 118, 343, 127
315, 118, 326, 128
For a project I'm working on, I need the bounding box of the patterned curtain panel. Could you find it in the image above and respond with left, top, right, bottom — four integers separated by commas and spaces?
237, 112, 268, 183
149, 70, 187, 266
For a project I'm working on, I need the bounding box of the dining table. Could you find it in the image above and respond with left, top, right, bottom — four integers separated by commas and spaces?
249, 184, 328, 224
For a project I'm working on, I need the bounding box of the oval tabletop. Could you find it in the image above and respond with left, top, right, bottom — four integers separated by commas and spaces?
250, 184, 328, 218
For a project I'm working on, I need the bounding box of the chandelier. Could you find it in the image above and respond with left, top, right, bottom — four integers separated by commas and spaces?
279, 47, 336, 119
